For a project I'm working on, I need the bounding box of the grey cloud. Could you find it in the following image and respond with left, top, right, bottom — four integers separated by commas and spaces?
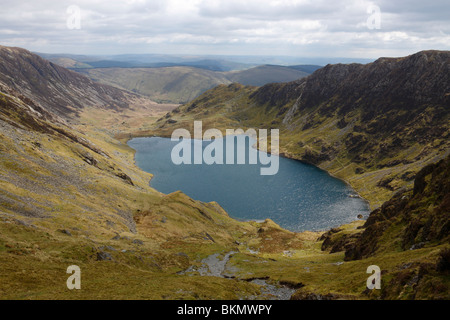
198, 0, 339, 20
0, 0, 448, 58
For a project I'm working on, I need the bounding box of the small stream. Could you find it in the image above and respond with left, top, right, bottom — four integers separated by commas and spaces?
178, 252, 297, 300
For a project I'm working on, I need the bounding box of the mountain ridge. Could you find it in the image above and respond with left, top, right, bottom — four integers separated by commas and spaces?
0, 45, 145, 117
154, 50, 450, 208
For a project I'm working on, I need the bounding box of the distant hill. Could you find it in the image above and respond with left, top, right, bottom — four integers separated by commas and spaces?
42, 57, 92, 69
78, 66, 231, 104
227, 65, 312, 86
78, 64, 318, 104
58, 59, 252, 72
37, 52, 321, 103
37, 53, 253, 72
288, 65, 323, 74
38, 52, 374, 68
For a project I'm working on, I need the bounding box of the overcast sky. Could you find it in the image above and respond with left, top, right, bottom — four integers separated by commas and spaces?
0, 0, 449, 59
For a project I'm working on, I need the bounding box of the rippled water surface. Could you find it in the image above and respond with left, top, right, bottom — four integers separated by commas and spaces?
128, 136, 369, 232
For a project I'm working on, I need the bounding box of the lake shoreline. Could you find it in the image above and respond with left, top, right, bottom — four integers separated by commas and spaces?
127, 135, 370, 233
123, 131, 370, 204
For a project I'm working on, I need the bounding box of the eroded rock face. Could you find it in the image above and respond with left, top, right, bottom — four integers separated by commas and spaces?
0, 45, 136, 118
344, 155, 450, 261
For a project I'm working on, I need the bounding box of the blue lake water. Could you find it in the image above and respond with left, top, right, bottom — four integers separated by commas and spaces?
128, 136, 369, 232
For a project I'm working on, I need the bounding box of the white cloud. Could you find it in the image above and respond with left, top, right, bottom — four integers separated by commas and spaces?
0, 0, 448, 58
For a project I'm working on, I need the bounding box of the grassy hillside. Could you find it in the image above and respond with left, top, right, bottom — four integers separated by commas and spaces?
0, 82, 399, 300
44, 57, 92, 69
0, 82, 260, 299
0, 47, 448, 300
227, 65, 310, 86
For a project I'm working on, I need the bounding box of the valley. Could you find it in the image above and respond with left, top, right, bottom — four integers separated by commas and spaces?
0, 45, 449, 300
76, 65, 315, 104
39, 52, 319, 104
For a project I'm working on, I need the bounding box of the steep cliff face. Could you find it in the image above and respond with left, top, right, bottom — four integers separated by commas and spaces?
345, 155, 450, 261
250, 51, 449, 118
0, 45, 138, 117
295, 51, 449, 113
280, 51, 449, 163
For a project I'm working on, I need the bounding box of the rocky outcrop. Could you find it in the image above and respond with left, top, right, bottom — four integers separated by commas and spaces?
0, 45, 137, 118
320, 227, 362, 254
344, 155, 450, 261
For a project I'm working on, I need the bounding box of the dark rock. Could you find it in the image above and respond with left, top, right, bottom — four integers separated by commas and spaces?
355, 167, 365, 174
400, 171, 416, 181
302, 148, 331, 165
99, 245, 116, 252
58, 229, 72, 236
186, 103, 198, 112
204, 232, 216, 243
32, 141, 42, 148
115, 172, 134, 186
292, 291, 338, 300
15, 220, 30, 227
436, 248, 450, 272
409, 242, 426, 250
132, 239, 144, 246
336, 118, 347, 129
80, 152, 98, 166
345, 155, 450, 261
112, 234, 121, 240
279, 281, 305, 290
258, 227, 269, 234
97, 251, 113, 261
413, 162, 437, 195
377, 176, 395, 191
318, 227, 342, 241
345, 133, 368, 154
106, 220, 115, 228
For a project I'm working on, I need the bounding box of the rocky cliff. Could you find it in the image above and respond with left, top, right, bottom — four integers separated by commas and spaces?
0, 45, 138, 117
345, 155, 449, 260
